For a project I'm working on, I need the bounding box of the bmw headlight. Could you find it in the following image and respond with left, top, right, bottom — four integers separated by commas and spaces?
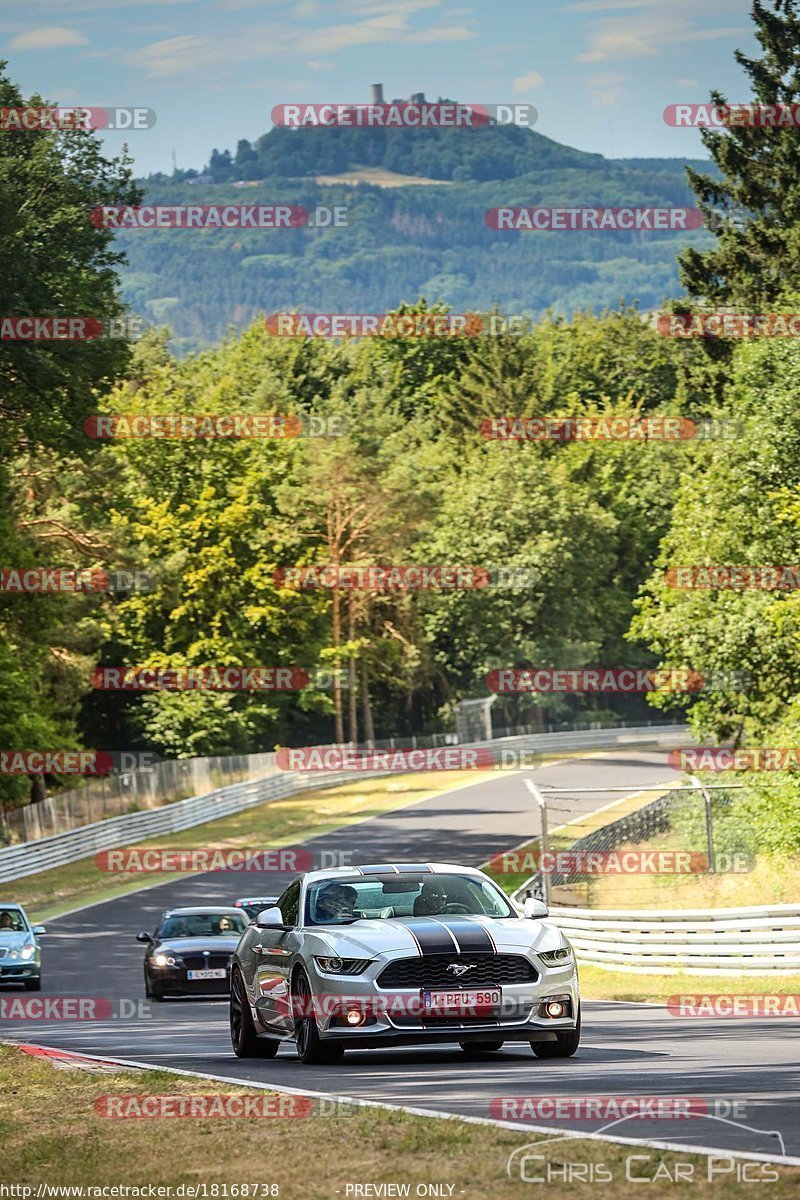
538, 947, 574, 967
151, 952, 182, 968
314, 956, 371, 975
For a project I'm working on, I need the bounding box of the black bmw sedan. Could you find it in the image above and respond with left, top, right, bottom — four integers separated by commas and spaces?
137, 906, 249, 1000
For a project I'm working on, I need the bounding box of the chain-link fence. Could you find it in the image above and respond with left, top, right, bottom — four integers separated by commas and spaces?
0, 716, 686, 847
514, 779, 755, 908
0, 752, 276, 846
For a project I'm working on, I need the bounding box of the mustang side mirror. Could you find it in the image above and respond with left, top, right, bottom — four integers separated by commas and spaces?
136, 931, 154, 943
256, 906, 288, 930
523, 896, 549, 919
32, 925, 46, 935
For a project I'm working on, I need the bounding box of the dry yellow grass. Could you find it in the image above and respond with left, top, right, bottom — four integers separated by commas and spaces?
1, 1045, 796, 1198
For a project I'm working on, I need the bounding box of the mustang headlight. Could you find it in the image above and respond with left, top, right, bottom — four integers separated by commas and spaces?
314, 956, 371, 975
538, 947, 574, 967
151, 952, 182, 968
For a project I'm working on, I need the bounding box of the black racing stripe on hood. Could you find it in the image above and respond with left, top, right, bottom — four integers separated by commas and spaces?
394, 919, 459, 954
433, 918, 496, 954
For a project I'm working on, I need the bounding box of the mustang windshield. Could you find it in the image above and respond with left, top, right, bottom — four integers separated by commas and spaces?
306, 874, 515, 926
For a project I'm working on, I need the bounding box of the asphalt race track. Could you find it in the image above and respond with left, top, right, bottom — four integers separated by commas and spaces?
2, 748, 798, 1163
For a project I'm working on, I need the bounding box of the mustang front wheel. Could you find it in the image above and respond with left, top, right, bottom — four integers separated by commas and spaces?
293, 970, 344, 1065
230, 967, 279, 1058
531, 1006, 581, 1058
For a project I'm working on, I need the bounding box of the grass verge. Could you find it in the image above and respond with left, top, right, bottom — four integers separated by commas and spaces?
1, 1044, 796, 1197
578, 963, 800, 1002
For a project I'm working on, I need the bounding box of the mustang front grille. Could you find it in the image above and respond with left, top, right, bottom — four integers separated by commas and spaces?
377, 954, 537, 989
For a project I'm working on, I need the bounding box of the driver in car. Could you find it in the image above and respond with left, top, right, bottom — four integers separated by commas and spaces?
413, 880, 448, 916
315, 883, 357, 922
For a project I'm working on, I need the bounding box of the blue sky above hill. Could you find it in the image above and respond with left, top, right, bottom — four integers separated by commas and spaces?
2, 0, 758, 176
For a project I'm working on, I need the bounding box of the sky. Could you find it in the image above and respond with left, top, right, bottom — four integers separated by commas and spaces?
0, 0, 760, 177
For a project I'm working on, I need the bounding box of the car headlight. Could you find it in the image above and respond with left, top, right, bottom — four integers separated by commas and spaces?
314, 956, 371, 975
538, 947, 574, 966
151, 952, 182, 968
8, 945, 36, 960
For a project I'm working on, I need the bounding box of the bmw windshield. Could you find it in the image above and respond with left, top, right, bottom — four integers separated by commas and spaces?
305, 874, 515, 926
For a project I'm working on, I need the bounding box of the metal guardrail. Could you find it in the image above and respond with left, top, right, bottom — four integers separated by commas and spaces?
546, 904, 800, 974
0, 724, 688, 884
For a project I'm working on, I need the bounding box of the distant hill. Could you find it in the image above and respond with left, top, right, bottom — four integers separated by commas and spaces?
122, 121, 715, 354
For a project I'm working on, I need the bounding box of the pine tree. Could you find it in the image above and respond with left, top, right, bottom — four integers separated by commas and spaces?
680, 0, 800, 306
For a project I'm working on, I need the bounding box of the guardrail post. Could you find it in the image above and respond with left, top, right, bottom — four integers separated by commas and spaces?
690, 773, 715, 874
525, 779, 551, 906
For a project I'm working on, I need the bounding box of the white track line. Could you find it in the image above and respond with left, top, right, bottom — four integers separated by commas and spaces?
4, 1039, 797, 1169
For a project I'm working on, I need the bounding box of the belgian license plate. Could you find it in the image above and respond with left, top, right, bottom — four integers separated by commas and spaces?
422, 987, 501, 1014
187, 968, 227, 980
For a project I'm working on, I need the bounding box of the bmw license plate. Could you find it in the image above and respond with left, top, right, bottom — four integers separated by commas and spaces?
187, 968, 227, 980
422, 987, 501, 1015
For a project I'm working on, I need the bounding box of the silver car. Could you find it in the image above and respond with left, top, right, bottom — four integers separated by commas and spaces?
0, 904, 46, 991
230, 862, 580, 1065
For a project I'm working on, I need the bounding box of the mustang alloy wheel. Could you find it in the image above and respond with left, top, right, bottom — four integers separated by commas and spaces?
293, 969, 344, 1065
230, 966, 279, 1058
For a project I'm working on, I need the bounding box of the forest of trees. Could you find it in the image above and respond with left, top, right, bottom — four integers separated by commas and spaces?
3, 0, 800, 854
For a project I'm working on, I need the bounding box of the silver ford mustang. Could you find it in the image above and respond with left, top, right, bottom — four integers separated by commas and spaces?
229, 862, 580, 1064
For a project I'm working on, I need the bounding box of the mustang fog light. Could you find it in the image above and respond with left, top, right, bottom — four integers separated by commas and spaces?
345, 1009, 366, 1027
539, 993, 572, 1019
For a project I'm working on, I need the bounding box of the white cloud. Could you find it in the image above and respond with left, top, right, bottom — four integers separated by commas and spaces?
577, 15, 751, 63
34, 0, 197, 9
7, 27, 87, 50
128, 9, 473, 76
404, 24, 473, 43
513, 71, 543, 94
588, 70, 625, 108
